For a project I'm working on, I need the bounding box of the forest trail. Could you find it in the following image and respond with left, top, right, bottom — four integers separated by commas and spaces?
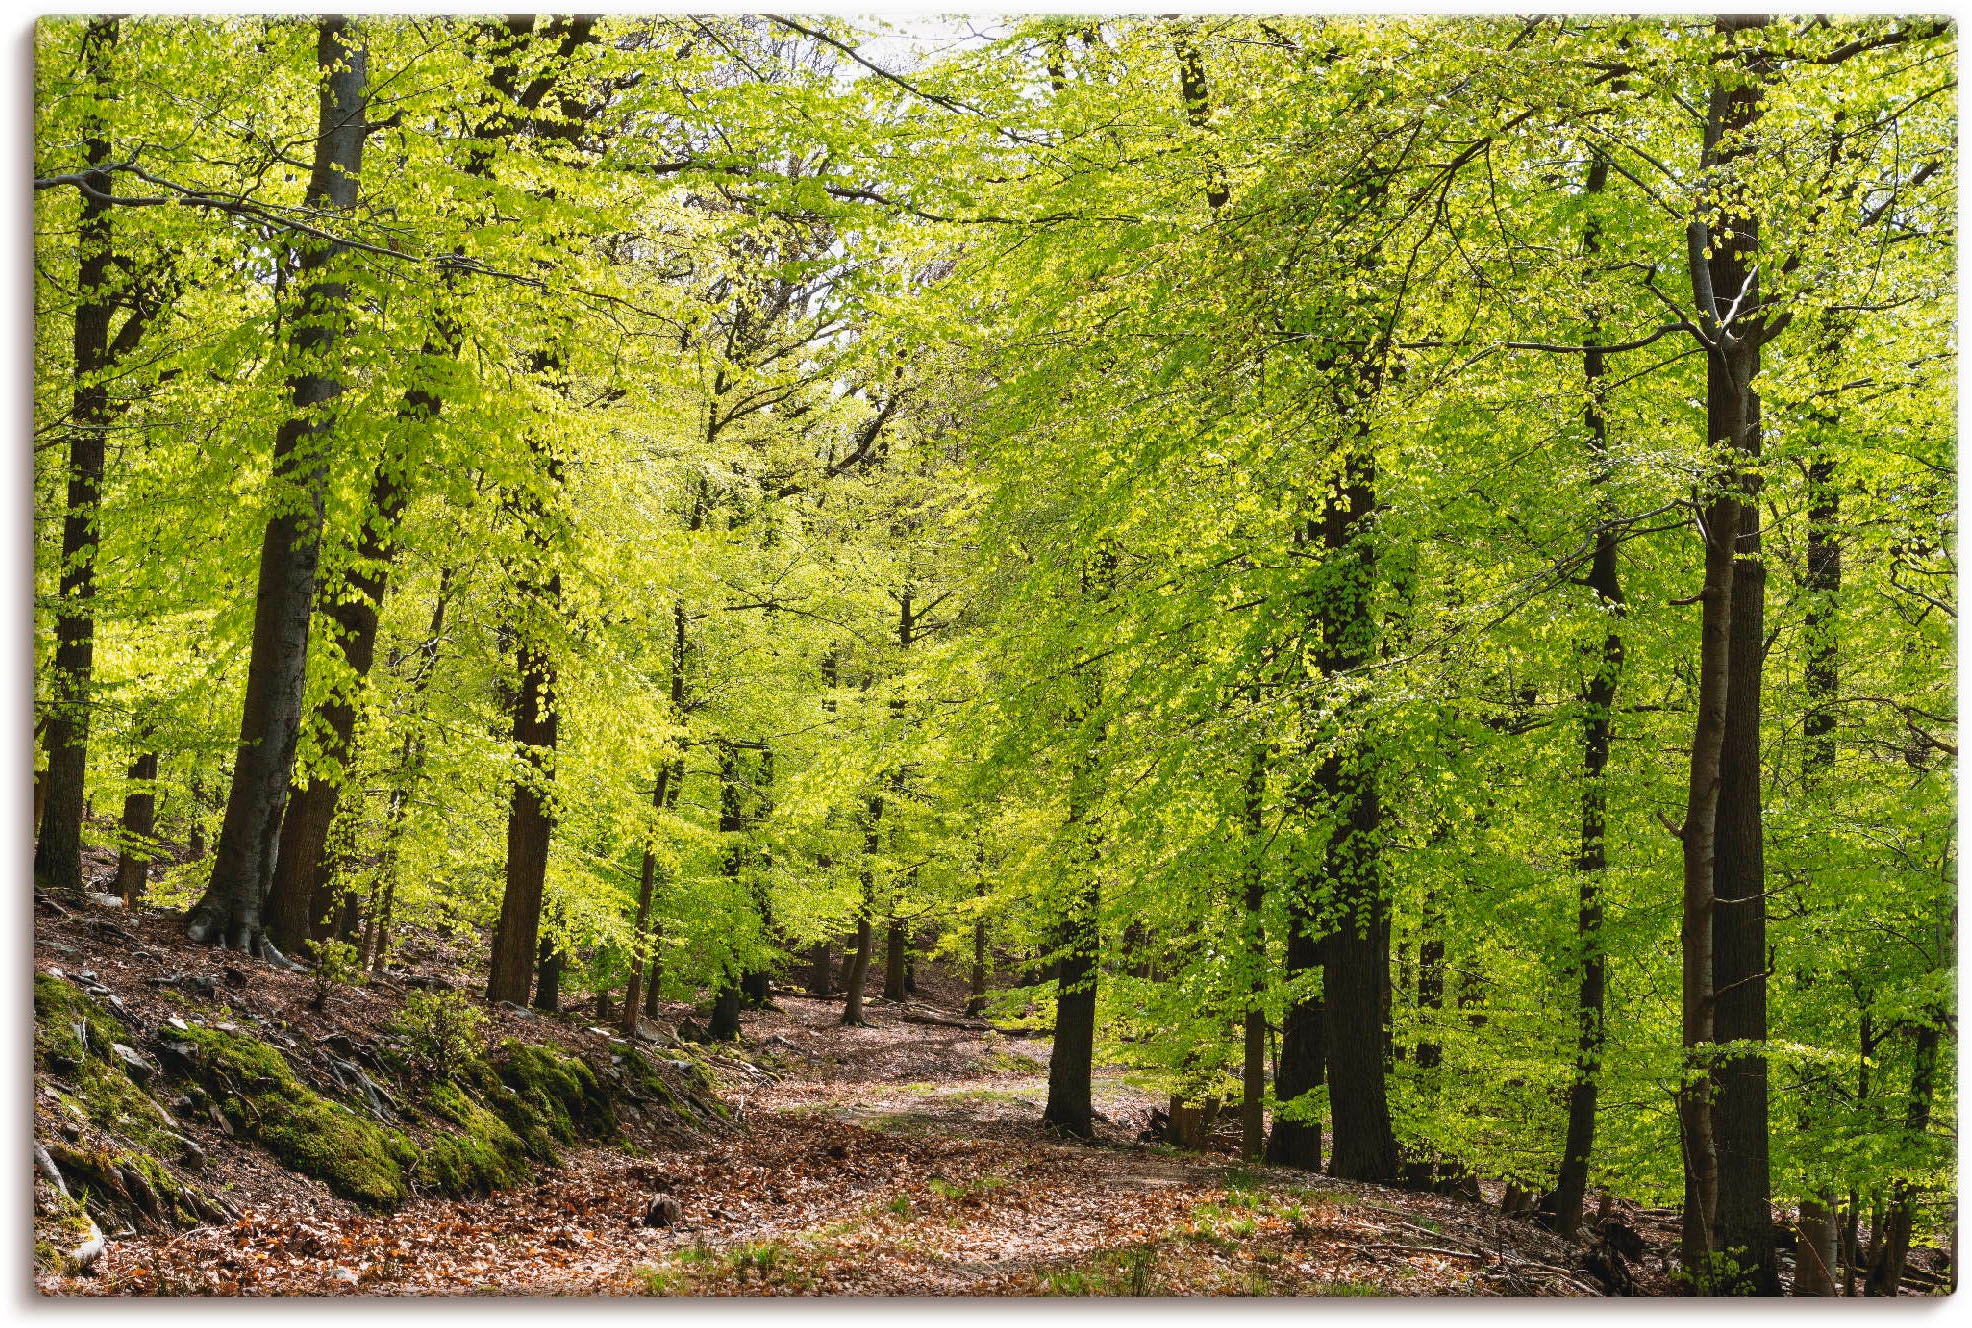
39, 892, 1620, 1297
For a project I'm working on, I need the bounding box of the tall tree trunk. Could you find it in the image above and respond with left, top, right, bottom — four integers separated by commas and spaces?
1240, 742, 1268, 1163
620, 763, 673, 1036
1864, 1020, 1944, 1295
1701, 18, 1777, 1293
841, 795, 880, 1026
485, 584, 560, 1003
264, 368, 435, 953
1319, 446, 1398, 1183
113, 750, 158, 904
967, 915, 988, 1016
36, 18, 119, 893
883, 919, 908, 1000
532, 930, 563, 1013
1542, 149, 1623, 1242
809, 941, 835, 997
1044, 873, 1099, 1139
1266, 924, 1324, 1170
1792, 372, 1844, 1296
184, 19, 368, 958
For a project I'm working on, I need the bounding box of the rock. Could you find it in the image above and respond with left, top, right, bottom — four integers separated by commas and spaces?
498, 1000, 537, 1019
643, 1194, 682, 1228
221, 966, 248, 989
109, 1043, 157, 1082
83, 892, 126, 909
333, 1268, 359, 1286
633, 1019, 680, 1047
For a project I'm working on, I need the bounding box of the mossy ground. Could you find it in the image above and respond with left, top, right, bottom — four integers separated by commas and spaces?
176, 1024, 420, 1208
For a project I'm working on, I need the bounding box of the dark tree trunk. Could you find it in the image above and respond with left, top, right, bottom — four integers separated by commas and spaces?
809, 941, 835, 998
531, 932, 563, 1013
883, 919, 908, 1000
184, 19, 367, 958
1240, 743, 1268, 1162
1268, 904, 1325, 1170
1317, 448, 1398, 1184
1688, 18, 1773, 1292
1542, 149, 1623, 1243
1043, 878, 1099, 1140
36, 18, 119, 893
1864, 1021, 1943, 1295
967, 907, 988, 1017
707, 984, 742, 1042
264, 374, 432, 953
841, 795, 880, 1025
1793, 373, 1844, 1298
113, 750, 159, 904
486, 596, 560, 1003
621, 764, 673, 1036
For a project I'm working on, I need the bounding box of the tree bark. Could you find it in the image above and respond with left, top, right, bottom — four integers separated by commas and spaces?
485, 586, 560, 1003
1267, 923, 1324, 1170
1694, 17, 1776, 1292
841, 795, 880, 1026
883, 919, 908, 1000
1542, 148, 1623, 1243
37, 18, 120, 893
113, 750, 159, 904
184, 19, 368, 958
1318, 447, 1398, 1183
1240, 742, 1268, 1163
620, 764, 673, 1036
1044, 874, 1099, 1139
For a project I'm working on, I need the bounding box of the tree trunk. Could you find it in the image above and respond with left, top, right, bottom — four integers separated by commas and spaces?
883, 918, 908, 1000
1317, 448, 1398, 1184
1864, 1021, 1943, 1295
1267, 915, 1324, 1170
264, 367, 435, 954
706, 983, 742, 1042
842, 795, 880, 1025
113, 750, 158, 904
1795, 1200, 1840, 1297
486, 599, 560, 1003
531, 932, 563, 1013
621, 764, 673, 1036
1792, 358, 1844, 1297
1044, 877, 1099, 1140
1542, 148, 1623, 1243
967, 917, 988, 1016
1686, 18, 1773, 1291
184, 19, 368, 959
809, 941, 834, 998
1240, 742, 1268, 1163
36, 18, 120, 894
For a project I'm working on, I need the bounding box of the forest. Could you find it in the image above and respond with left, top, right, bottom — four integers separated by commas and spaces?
31, 12, 1956, 1298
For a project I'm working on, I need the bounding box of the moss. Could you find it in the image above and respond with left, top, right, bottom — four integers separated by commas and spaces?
34, 1178, 96, 1275
492, 1039, 615, 1145
175, 1025, 417, 1209
35, 976, 179, 1155
418, 1081, 532, 1196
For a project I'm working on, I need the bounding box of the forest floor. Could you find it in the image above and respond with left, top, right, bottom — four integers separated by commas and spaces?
36, 886, 1651, 1297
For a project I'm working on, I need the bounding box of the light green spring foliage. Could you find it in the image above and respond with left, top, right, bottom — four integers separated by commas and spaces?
35, 15, 1952, 1219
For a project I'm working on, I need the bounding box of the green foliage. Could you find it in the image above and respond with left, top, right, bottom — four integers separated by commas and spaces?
303, 939, 363, 1011
389, 991, 487, 1083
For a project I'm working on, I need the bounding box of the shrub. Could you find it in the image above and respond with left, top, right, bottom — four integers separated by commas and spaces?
391, 990, 487, 1082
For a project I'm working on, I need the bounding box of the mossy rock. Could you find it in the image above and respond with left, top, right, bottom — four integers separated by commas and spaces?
35, 976, 180, 1156
418, 1081, 533, 1196
46, 1141, 215, 1230
174, 1025, 418, 1208
34, 1175, 98, 1275
490, 1039, 616, 1146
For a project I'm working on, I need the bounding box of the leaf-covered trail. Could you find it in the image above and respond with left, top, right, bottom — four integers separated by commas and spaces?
77, 986, 1607, 1296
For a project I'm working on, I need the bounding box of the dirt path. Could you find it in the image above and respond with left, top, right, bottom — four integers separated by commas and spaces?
63, 987, 1604, 1297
